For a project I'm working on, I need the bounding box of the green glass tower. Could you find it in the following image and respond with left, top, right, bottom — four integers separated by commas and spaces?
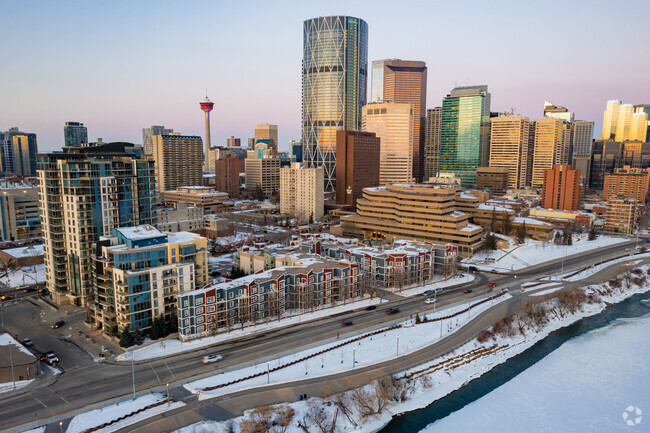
439, 85, 491, 186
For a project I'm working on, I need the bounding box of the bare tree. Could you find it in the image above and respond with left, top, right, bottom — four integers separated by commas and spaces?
350, 387, 378, 419
240, 405, 275, 433
332, 393, 358, 427
302, 400, 331, 433
271, 404, 295, 433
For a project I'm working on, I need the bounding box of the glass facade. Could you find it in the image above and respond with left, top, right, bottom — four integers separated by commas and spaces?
302, 16, 368, 191
439, 85, 490, 186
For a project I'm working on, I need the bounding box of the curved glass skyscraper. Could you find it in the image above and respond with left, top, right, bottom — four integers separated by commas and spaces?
302, 16, 368, 191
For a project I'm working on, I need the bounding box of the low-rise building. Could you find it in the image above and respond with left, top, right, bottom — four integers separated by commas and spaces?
604, 195, 638, 234
0, 184, 41, 242
157, 201, 204, 233
0, 334, 37, 382
529, 208, 595, 228
162, 186, 229, 215
91, 225, 208, 335
0, 244, 43, 267
202, 215, 234, 239
476, 167, 509, 195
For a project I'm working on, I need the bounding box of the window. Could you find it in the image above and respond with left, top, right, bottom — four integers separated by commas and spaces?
207, 296, 215, 303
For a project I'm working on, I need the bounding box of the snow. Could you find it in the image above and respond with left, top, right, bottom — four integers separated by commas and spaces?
117, 296, 385, 362
22, 427, 45, 433
114, 225, 163, 241
183, 293, 511, 400
0, 379, 33, 394
463, 234, 630, 271
66, 393, 185, 433
216, 232, 252, 246
0, 244, 43, 259
3, 263, 45, 288
0, 333, 34, 356
425, 313, 650, 432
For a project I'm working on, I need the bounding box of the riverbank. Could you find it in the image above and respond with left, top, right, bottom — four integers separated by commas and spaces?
173, 265, 650, 433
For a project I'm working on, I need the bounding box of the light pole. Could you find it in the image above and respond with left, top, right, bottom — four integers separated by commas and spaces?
352, 347, 356, 368
267, 361, 270, 384
396, 335, 399, 355
166, 383, 170, 407
59, 421, 63, 433
1, 298, 5, 332
9, 343, 15, 390
131, 352, 136, 400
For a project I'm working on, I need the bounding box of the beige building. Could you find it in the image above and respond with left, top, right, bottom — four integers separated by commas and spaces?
362, 102, 413, 185
602, 100, 620, 140
152, 134, 203, 192
614, 104, 635, 141
531, 118, 563, 188
162, 186, 229, 214
424, 107, 442, 181
157, 201, 204, 233
0, 184, 41, 242
202, 215, 234, 239
254, 123, 278, 155
630, 112, 649, 142
245, 155, 280, 195
604, 195, 637, 234
339, 183, 484, 257
488, 115, 534, 190
280, 163, 324, 222
603, 166, 650, 203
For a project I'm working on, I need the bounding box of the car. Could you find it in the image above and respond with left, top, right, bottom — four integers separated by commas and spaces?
458, 273, 465, 278
365, 305, 376, 311
491, 269, 499, 273
468, 266, 479, 272
24, 287, 36, 293
52, 320, 65, 329
424, 298, 436, 304
434, 287, 443, 293
386, 307, 400, 314
39, 288, 50, 296
423, 290, 434, 296
1, 295, 13, 301
342, 320, 354, 326
488, 282, 497, 288
45, 353, 59, 364
22, 338, 33, 347
202, 354, 223, 364
40, 351, 54, 362
463, 289, 472, 293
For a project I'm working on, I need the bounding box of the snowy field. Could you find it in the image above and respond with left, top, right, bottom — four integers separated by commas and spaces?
3, 263, 45, 288
463, 235, 630, 272
425, 313, 650, 433
184, 293, 509, 400
66, 393, 185, 433
117, 296, 384, 362
174, 265, 650, 433
396, 273, 475, 297
0, 379, 33, 394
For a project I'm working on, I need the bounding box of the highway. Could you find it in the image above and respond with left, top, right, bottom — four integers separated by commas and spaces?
0, 238, 641, 432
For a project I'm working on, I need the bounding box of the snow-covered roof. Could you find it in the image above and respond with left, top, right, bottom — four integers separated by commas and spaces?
115, 225, 163, 241
0, 244, 44, 258
513, 217, 552, 227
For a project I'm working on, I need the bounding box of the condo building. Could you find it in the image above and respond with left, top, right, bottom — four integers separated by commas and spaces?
603, 166, 650, 203
531, 117, 563, 188
541, 165, 581, 211
253, 124, 278, 156
142, 125, 173, 156
280, 163, 324, 222
423, 107, 442, 181
152, 134, 203, 192
245, 154, 280, 195
0, 184, 41, 242
64, 122, 88, 147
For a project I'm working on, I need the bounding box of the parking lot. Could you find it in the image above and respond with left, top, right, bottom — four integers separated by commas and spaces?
1, 299, 95, 372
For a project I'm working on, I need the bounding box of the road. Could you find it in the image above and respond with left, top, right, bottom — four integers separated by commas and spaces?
0, 238, 641, 432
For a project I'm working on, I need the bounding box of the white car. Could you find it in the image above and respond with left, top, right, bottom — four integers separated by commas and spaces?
202, 354, 223, 364
425, 298, 436, 304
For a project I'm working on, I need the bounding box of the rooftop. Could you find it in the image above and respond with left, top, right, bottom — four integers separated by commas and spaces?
0, 244, 44, 258
114, 225, 163, 241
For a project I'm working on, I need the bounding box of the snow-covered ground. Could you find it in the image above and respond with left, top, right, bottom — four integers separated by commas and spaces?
22, 427, 45, 433
3, 263, 45, 288
396, 273, 475, 297
184, 293, 510, 400
215, 232, 254, 246
174, 265, 650, 433
117, 296, 384, 362
425, 313, 650, 432
0, 379, 33, 394
66, 393, 185, 433
463, 235, 630, 272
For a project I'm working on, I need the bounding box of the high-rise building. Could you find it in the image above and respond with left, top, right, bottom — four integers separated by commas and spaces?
0, 184, 41, 242
64, 122, 88, 147
556, 122, 573, 165
1, 128, 38, 176
335, 130, 380, 209
226, 136, 241, 147
543, 101, 574, 122
254, 124, 278, 156
362, 102, 413, 185
603, 166, 650, 203
589, 140, 650, 189
424, 107, 442, 181
488, 115, 534, 190
152, 134, 203, 193
37, 142, 157, 306
371, 59, 427, 182
200, 96, 214, 172
602, 100, 621, 140
302, 16, 368, 192
635, 105, 650, 142
92, 226, 207, 335
541, 165, 581, 210
630, 112, 649, 142
245, 154, 280, 195
615, 104, 635, 141
604, 195, 637, 234
142, 125, 174, 155
289, 140, 303, 163
439, 85, 491, 186
214, 154, 240, 197
280, 163, 324, 222
531, 118, 564, 188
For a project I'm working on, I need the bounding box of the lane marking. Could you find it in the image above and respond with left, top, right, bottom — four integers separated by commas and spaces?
149, 363, 162, 384
163, 360, 175, 380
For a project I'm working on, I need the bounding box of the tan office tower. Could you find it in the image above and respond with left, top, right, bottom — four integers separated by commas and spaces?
424, 107, 442, 181
226, 136, 241, 147
362, 102, 413, 185
615, 104, 635, 141
254, 123, 278, 155
630, 112, 649, 142
245, 155, 280, 195
556, 123, 573, 165
371, 59, 427, 182
602, 100, 621, 140
488, 115, 534, 190
531, 118, 563, 188
280, 163, 324, 222
152, 134, 203, 193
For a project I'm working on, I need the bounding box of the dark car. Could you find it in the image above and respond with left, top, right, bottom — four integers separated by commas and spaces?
1, 295, 13, 301
52, 320, 65, 329
365, 305, 376, 311
463, 289, 472, 293
469, 266, 479, 272
24, 287, 36, 293
386, 307, 400, 314
423, 290, 434, 296
39, 288, 50, 296
342, 320, 354, 326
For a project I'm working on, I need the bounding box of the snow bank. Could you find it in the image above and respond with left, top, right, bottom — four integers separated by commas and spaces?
0, 379, 33, 394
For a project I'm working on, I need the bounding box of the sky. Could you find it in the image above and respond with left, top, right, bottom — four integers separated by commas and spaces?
2, 0, 649, 152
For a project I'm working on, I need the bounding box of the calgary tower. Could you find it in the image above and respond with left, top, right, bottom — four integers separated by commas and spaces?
200, 95, 214, 172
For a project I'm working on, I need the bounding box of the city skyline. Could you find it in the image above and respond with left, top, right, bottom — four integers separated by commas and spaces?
2, 0, 649, 152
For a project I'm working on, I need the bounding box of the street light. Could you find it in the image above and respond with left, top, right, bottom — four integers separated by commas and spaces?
352, 347, 356, 368
166, 383, 170, 406
59, 421, 63, 433
267, 361, 270, 384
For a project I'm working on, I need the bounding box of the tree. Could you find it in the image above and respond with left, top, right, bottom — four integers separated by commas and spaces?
484, 231, 497, 251
230, 265, 246, 279
588, 226, 598, 241
309, 212, 314, 225
490, 208, 497, 233
254, 184, 264, 201
119, 326, 134, 347
516, 222, 527, 244
133, 327, 144, 346
502, 212, 512, 235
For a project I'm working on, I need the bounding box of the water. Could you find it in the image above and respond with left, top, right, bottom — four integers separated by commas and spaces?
380, 293, 650, 433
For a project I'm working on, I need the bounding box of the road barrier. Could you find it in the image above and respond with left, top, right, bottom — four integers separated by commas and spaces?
81, 398, 174, 433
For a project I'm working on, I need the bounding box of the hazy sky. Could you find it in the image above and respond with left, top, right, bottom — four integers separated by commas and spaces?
2, 0, 649, 152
